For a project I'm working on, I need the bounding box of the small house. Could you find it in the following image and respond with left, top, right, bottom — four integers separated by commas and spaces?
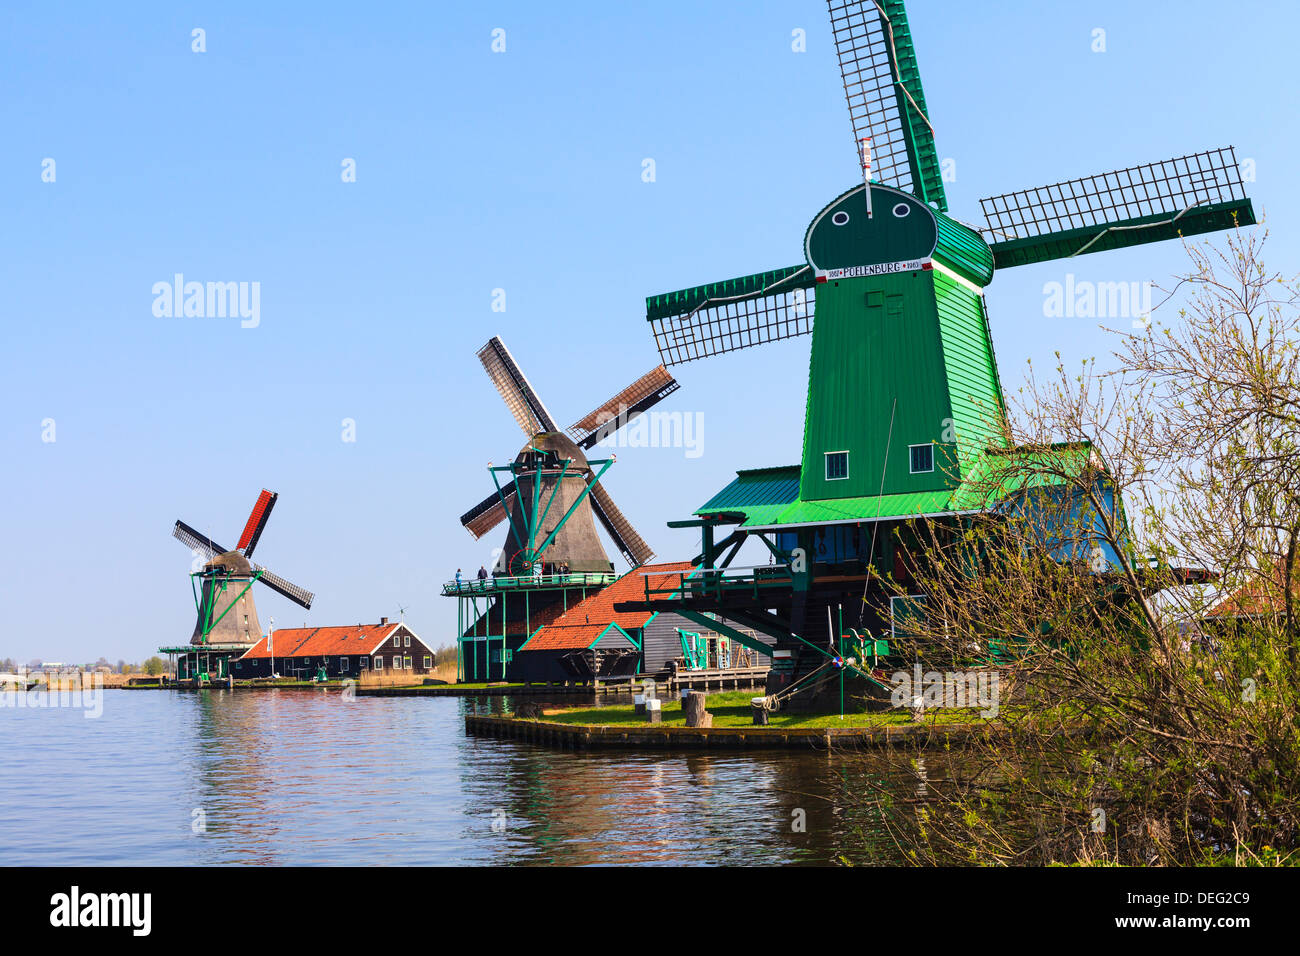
236, 618, 435, 679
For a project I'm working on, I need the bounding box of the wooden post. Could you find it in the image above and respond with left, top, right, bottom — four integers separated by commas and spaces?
751, 697, 769, 726
683, 691, 712, 728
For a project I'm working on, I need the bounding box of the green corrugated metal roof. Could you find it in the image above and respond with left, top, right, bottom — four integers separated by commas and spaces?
696, 466, 801, 524
759, 489, 961, 527
693, 444, 1100, 529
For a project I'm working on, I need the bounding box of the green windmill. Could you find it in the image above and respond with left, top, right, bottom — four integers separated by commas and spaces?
635, 0, 1257, 704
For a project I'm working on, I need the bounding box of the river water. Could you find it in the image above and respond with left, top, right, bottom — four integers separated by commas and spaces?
0, 688, 928, 865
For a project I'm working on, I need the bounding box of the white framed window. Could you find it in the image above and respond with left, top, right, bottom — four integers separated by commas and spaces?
404, 635, 411, 647
404, 656, 411, 670
423, 655, 432, 669
373, 656, 383, 670
359, 657, 368, 670
339, 657, 348, 670
909, 443, 934, 474
825, 450, 849, 481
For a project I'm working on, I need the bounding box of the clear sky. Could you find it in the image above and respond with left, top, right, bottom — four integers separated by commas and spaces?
3, 0, 1296, 664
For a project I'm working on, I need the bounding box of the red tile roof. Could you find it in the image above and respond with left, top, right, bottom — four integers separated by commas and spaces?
1205, 569, 1296, 619
522, 562, 693, 651
242, 624, 400, 659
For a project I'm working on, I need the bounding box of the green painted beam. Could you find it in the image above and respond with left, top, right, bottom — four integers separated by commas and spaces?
645, 264, 813, 321
990, 199, 1256, 269
880, 0, 947, 212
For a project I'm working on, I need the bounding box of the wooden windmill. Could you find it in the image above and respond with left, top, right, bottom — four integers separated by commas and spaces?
628, 0, 1257, 703
172, 490, 315, 647
459, 336, 677, 573
648, 0, 1254, 510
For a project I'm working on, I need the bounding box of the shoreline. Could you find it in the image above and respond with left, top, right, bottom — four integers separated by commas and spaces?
465, 714, 996, 750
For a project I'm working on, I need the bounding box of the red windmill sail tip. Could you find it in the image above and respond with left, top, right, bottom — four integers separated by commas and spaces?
237, 489, 278, 556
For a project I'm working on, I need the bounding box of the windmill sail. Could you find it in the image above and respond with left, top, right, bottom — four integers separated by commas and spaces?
980, 147, 1255, 269
459, 480, 519, 540
644, 265, 816, 366
477, 336, 559, 435
237, 489, 277, 558
251, 564, 314, 610
566, 366, 681, 448
173, 520, 226, 561
587, 479, 655, 568
827, 0, 946, 210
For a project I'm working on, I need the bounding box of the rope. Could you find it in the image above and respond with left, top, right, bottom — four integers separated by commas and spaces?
968, 198, 1216, 254
760, 658, 835, 711
873, 1, 935, 136
676, 265, 812, 325
856, 397, 897, 628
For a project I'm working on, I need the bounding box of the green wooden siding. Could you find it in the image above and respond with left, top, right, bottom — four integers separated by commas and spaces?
933, 268, 1007, 473
933, 211, 995, 287
798, 270, 959, 502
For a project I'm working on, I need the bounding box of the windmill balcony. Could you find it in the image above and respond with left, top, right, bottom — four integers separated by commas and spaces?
441, 571, 617, 597
640, 565, 796, 604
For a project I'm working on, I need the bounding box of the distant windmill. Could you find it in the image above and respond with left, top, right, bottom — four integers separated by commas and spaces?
172, 489, 315, 646
459, 336, 677, 572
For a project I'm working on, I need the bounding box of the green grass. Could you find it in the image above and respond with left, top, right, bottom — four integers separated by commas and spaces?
529, 690, 993, 730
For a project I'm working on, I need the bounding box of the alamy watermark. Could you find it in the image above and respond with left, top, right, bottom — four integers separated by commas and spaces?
592, 403, 703, 459
152, 274, 260, 328
1, 669, 104, 718
1043, 273, 1153, 328
890, 664, 1000, 718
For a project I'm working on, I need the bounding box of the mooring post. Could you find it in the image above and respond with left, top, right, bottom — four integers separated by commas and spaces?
684, 691, 712, 728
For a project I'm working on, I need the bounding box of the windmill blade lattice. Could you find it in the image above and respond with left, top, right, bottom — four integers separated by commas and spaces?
477, 336, 558, 436
251, 564, 314, 610
827, 0, 946, 210
644, 265, 816, 367
236, 489, 277, 558
459, 480, 518, 540
981, 147, 1254, 268
567, 365, 681, 448
173, 520, 226, 561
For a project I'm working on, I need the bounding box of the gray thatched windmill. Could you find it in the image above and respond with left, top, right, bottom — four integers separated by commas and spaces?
459, 336, 678, 573
171, 490, 314, 654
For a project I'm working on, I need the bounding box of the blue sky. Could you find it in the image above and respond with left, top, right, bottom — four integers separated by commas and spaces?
3, 0, 1296, 663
